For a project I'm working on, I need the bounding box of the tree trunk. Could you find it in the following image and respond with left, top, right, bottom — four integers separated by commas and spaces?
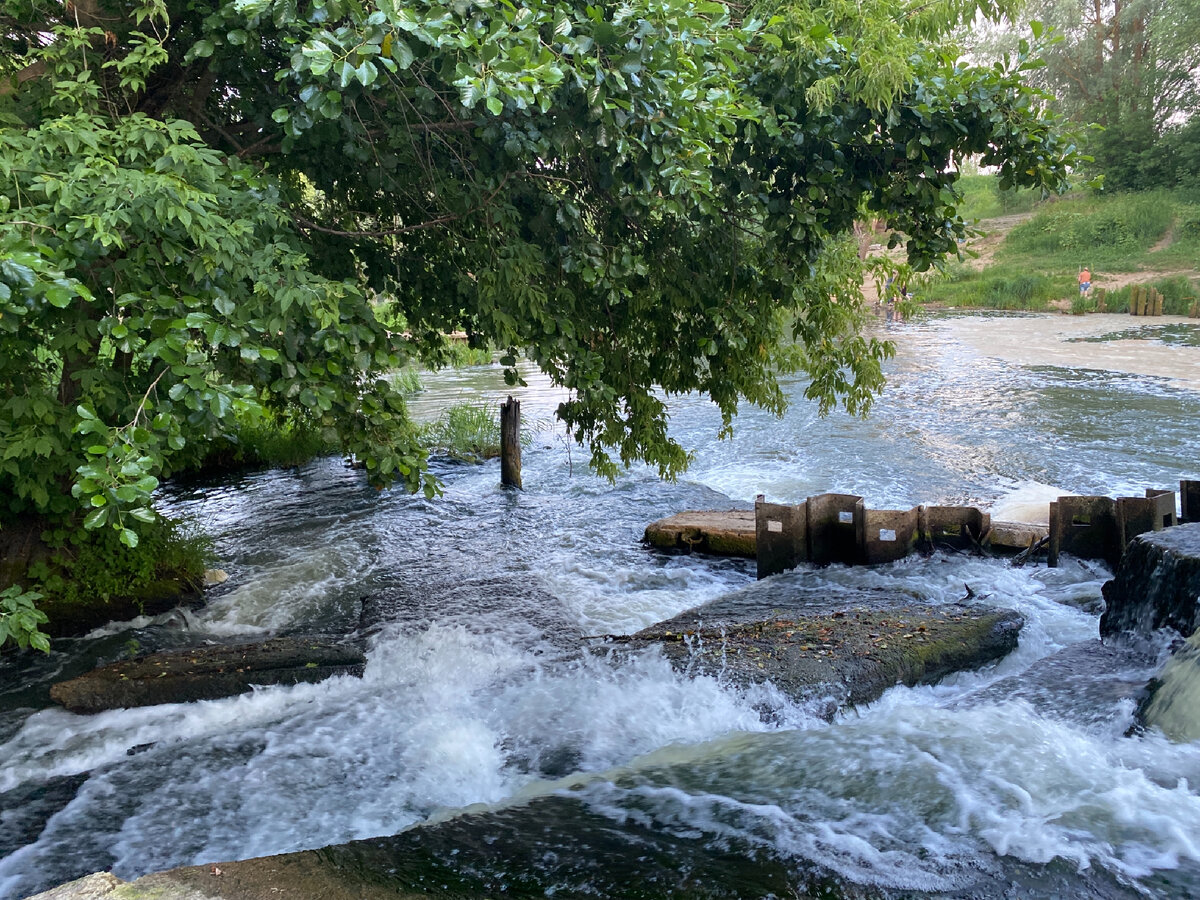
500, 396, 521, 489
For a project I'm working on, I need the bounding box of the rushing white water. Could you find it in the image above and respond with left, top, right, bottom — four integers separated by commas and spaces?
2, 312, 1200, 898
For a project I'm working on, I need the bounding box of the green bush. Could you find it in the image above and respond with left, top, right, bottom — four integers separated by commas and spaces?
439, 342, 495, 368
1071, 293, 1097, 315
390, 369, 424, 394
185, 412, 339, 473
26, 517, 210, 609
1104, 277, 1200, 316
919, 264, 1059, 310
1176, 208, 1200, 242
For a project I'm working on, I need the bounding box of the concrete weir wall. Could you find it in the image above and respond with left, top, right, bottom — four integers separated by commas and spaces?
1181, 480, 1200, 523
648, 480, 1199, 579
863, 507, 920, 565
1048, 489, 1179, 568
807, 493, 865, 566
755, 494, 990, 578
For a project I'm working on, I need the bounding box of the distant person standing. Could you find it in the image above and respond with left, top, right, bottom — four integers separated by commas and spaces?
1078, 267, 1091, 295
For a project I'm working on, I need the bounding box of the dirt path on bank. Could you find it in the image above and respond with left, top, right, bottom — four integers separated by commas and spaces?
860, 212, 1036, 306
861, 209, 1197, 312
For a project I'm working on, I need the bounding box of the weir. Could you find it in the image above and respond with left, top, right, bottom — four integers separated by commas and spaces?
754, 494, 992, 578
1048, 489, 1178, 567
647, 480, 1197, 578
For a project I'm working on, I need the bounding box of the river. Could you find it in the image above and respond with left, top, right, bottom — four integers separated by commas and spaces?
1, 312, 1199, 898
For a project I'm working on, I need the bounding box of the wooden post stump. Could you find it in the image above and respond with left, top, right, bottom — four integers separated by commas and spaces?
500, 396, 522, 488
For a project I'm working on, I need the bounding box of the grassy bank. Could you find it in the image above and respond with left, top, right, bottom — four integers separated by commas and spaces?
1, 515, 211, 644
918, 188, 1200, 311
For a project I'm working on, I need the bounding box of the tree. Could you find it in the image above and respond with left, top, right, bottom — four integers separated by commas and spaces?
1, 0, 1076, 632
968, 0, 1200, 188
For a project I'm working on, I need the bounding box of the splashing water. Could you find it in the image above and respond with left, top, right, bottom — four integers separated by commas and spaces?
2, 313, 1200, 898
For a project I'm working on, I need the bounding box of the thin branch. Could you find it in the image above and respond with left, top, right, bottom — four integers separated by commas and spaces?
293, 173, 511, 239
7, 220, 59, 234
293, 211, 464, 238
125, 366, 169, 429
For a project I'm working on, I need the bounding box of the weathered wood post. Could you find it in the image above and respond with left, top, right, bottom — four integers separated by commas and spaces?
500, 396, 522, 489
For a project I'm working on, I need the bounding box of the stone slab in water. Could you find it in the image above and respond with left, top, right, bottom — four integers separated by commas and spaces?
48, 638, 366, 714
988, 519, 1049, 551
1100, 522, 1200, 639
643, 509, 756, 557
30, 791, 1154, 900
620, 586, 1023, 715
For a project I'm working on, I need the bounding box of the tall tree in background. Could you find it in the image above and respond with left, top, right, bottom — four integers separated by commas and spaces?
972, 0, 1200, 187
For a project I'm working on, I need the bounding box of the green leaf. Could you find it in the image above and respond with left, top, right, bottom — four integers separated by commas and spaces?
44, 286, 74, 308
389, 37, 415, 69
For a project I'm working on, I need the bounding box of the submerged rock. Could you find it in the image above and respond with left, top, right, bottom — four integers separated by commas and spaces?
1137, 630, 1200, 742
48, 638, 366, 714
1100, 523, 1200, 639
619, 586, 1023, 716
957, 639, 1161, 730
30, 791, 1153, 900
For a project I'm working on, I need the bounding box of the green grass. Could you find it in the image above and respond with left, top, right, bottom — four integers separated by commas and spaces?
955, 174, 1046, 221
1001, 192, 1174, 269
917, 262, 1061, 310
419, 403, 502, 461
1095, 276, 1200, 315
919, 189, 1198, 312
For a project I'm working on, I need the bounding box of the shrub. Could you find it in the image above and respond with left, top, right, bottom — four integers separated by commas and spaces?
26, 516, 210, 609
1105, 277, 1200, 316
420, 404, 502, 461
919, 264, 1059, 310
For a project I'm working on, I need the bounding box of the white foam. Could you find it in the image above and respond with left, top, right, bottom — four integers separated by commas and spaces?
989, 481, 1079, 525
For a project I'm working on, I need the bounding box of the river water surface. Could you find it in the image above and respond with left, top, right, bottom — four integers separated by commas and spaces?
1, 313, 1199, 898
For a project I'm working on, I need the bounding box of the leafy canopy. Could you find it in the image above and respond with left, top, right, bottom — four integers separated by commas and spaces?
0, 0, 1077, 550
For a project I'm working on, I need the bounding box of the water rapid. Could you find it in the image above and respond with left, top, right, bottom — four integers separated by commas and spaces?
2, 313, 1199, 898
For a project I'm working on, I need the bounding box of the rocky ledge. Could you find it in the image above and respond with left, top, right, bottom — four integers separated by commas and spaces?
614, 585, 1023, 716
1100, 522, 1200, 639
49, 638, 366, 714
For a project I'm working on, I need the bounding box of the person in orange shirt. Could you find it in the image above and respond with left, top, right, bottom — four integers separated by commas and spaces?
1078, 267, 1091, 295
